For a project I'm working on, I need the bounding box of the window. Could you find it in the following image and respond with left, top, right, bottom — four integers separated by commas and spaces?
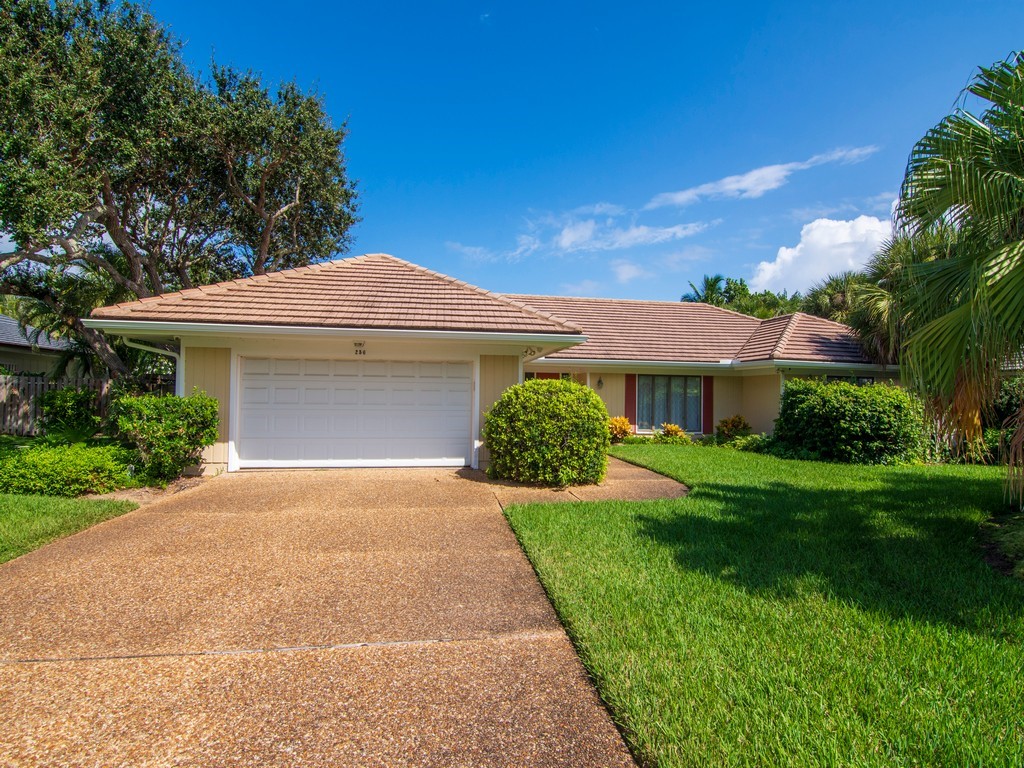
825, 375, 875, 386
636, 375, 701, 432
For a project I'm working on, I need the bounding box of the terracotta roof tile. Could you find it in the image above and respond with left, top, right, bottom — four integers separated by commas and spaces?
503, 295, 761, 362
91, 254, 581, 336
505, 296, 873, 365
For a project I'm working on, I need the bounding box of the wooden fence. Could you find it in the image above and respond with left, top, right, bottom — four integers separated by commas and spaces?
0, 375, 174, 437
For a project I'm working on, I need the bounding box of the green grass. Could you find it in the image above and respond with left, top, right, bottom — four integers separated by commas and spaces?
504, 446, 1024, 768
0, 493, 136, 564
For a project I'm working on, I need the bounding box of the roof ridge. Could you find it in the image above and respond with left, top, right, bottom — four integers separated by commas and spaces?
768, 314, 802, 359
382, 258, 583, 333
505, 293, 761, 321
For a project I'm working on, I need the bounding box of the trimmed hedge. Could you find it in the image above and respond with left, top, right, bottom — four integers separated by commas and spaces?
773, 378, 923, 464
112, 390, 220, 480
0, 444, 135, 497
483, 379, 610, 486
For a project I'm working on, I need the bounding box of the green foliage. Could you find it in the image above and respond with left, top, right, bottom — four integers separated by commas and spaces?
729, 432, 770, 453
992, 377, 1024, 428
682, 275, 802, 318
112, 390, 220, 480
715, 413, 752, 443
0, 0, 358, 375
801, 271, 868, 323
483, 379, 609, 486
0, 444, 134, 497
773, 379, 924, 464
608, 416, 632, 442
39, 387, 99, 441
722, 277, 803, 318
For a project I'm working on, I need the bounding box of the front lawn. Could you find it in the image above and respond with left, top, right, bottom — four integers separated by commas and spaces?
504, 446, 1024, 767
0, 494, 137, 565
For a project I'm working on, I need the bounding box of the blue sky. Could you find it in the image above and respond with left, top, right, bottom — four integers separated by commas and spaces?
152, 1, 1024, 300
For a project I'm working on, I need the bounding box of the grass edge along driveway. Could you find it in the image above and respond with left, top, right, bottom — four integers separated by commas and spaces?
504, 446, 1024, 768
0, 494, 137, 565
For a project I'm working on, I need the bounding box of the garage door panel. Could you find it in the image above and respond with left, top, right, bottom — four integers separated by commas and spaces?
239, 358, 473, 468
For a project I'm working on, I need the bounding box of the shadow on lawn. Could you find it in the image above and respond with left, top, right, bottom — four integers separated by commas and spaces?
636, 471, 1024, 637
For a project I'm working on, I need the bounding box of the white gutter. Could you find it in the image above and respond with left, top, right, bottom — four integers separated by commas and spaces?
122, 339, 184, 396
83, 318, 586, 347
527, 357, 897, 373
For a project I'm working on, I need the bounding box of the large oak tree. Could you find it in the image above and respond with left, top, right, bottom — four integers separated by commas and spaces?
0, 0, 358, 375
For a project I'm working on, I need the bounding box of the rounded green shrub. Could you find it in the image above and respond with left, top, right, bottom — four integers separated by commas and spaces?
0, 444, 134, 496
773, 378, 923, 464
112, 389, 220, 480
483, 379, 610, 486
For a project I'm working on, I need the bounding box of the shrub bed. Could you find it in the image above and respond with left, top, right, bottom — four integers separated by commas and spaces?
0, 444, 135, 497
773, 379, 923, 464
483, 379, 609, 486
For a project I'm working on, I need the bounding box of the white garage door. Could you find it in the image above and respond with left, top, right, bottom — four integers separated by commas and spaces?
239, 358, 473, 468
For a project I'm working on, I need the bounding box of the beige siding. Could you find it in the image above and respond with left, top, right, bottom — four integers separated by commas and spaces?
741, 373, 783, 434
478, 354, 520, 464
184, 347, 230, 472
713, 376, 743, 426
593, 372, 626, 418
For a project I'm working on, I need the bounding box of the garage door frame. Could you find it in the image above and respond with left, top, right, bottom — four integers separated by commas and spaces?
228, 353, 481, 471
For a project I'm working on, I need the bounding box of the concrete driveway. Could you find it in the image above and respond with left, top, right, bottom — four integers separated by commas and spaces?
0, 466, 645, 767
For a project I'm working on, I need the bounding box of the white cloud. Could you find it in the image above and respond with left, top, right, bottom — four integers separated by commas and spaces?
554, 220, 707, 253
556, 220, 598, 251
610, 259, 653, 283
561, 278, 602, 296
660, 245, 713, 271
446, 241, 496, 262
645, 146, 879, 210
571, 202, 626, 217
750, 215, 891, 293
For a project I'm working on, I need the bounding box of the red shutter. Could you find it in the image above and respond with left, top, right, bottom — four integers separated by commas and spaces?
625, 374, 637, 432
702, 375, 714, 435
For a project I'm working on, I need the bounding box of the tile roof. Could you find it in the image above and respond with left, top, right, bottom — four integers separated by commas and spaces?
0, 314, 72, 352
505, 296, 873, 365
736, 312, 870, 364
91, 254, 581, 336
503, 295, 761, 362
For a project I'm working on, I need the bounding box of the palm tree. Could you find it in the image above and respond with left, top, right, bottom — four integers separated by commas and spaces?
801, 271, 867, 324
897, 53, 1024, 497
847, 228, 955, 365
681, 274, 726, 306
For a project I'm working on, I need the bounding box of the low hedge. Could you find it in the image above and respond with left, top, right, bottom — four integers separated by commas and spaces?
773, 378, 923, 464
483, 379, 609, 486
0, 444, 135, 497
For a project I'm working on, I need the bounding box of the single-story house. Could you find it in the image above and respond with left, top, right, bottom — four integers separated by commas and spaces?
0, 314, 73, 376
84, 254, 893, 473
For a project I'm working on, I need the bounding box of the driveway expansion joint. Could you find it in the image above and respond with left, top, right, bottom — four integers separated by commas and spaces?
1, 629, 567, 666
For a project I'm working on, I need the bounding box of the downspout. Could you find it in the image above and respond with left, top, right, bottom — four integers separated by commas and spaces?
123, 339, 183, 396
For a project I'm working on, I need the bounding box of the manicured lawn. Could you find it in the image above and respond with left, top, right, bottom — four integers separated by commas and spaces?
0, 494, 137, 565
504, 446, 1024, 768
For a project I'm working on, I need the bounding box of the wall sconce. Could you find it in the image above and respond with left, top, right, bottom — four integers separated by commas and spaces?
597, 377, 604, 390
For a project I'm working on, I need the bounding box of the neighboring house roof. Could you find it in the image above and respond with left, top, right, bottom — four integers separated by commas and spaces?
503, 295, 761, 362
506, 295, 873, 366
91, 254, 581, 336
0, 314, 72, 352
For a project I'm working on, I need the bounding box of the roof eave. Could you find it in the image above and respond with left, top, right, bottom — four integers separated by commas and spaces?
83, 317, 586, 348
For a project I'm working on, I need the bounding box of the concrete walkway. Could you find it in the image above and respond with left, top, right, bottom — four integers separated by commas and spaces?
0, 458, 683, 767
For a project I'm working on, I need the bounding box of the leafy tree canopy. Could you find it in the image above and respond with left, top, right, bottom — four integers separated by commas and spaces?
0, 0, 358, 375
682, 274, 801, 318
